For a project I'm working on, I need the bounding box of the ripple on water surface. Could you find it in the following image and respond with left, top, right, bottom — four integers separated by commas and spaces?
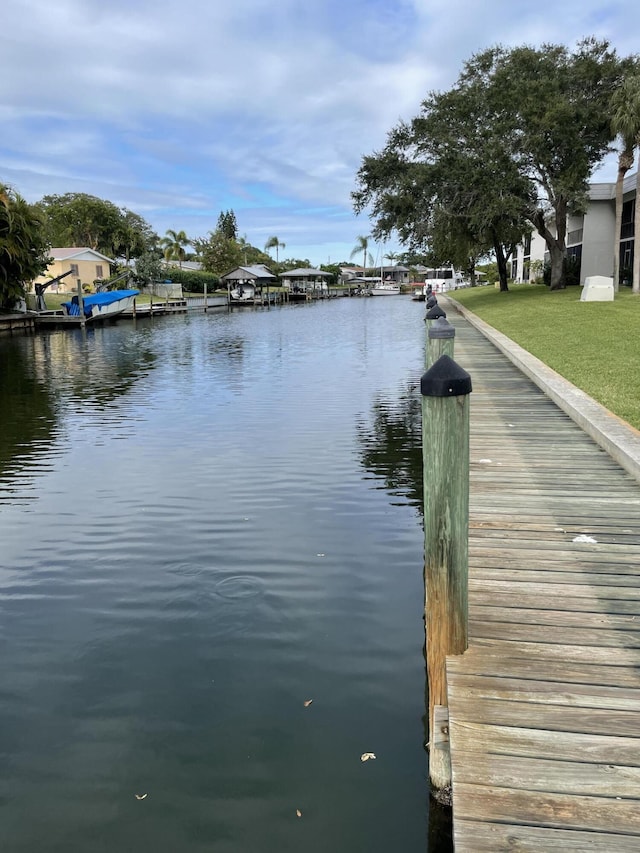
0, 300, 436, 853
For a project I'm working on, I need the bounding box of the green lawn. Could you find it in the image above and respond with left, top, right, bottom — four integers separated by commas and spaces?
448, 283, 640, 431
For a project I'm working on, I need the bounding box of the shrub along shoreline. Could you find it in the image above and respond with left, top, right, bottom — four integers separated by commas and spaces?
448, 284, 640, 431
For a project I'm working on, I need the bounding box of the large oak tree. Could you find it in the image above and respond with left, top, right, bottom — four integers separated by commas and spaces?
36, 193, 156, 261
354, 38, 633, 291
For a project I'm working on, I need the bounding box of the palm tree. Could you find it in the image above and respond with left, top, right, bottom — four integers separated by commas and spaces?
384, 251, 400, 279
160, 229, 190, 269
350, 235, 374, 274
238, 235, 250, 265
264, 235, 285, 265
611, 76, 640, 293
0, 183, 51, 310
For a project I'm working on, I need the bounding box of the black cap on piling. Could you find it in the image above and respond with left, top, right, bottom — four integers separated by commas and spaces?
428, 316, 455, 340
426, 304, 446, 320
421, 354, 472, 397
426, 295, 438, 308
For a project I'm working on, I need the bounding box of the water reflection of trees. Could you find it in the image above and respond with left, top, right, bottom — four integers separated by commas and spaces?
1, 320, 247, 486
0, 341, 58, 482
0, 327, 158, 485
358, 378, 424, 514
33, 326, 157, 409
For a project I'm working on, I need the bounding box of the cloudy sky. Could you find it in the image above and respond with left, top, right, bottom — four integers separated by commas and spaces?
2, 0, 639, 266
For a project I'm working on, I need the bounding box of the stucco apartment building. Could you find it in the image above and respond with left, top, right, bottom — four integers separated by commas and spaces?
514, 170, 637, 285
32, 248, 113, 291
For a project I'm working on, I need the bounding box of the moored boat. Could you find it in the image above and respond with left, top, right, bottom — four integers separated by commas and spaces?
423, 266, 468, 293
63, 289, 140, 319
35, 289, 140, 326
370, 282, 401, 296
229, 283, 259, 305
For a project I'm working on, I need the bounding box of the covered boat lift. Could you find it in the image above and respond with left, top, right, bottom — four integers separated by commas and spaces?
220, 265, 278, 305
279, 268, 331, 300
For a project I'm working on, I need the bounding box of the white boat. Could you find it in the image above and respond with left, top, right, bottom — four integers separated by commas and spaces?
423, 267, 468, 293
229, 283, 259, 305
370, 282, 401, 296
61, 289, 140, 319
36, 289, 140, 326
72, 289, 140, 319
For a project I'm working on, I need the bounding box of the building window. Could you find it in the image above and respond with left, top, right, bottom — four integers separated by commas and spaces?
70, 263, 79, 276
621, 199, 635, 240
620, 199, 635, 285
620, 241, 634, 285
565, 245, 582, 286
96, 265, 103, 278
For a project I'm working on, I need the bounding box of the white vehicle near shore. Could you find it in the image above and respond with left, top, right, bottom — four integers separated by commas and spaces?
370, 282, 401, 295
423, 267, 469, 293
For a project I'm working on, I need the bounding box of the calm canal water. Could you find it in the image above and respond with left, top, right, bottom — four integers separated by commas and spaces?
0, 297, 450, 852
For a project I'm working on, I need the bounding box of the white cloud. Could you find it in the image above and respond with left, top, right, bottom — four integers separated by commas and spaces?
1, 0, 638, 262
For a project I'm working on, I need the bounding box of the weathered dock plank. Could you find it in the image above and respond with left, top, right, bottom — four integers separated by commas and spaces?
450, 720, 640, 765
452, 784, 640, 835
447, 672, 640, 711
441, 313, 640, 850
452, 753, 640, 799
453, 820, 640, 852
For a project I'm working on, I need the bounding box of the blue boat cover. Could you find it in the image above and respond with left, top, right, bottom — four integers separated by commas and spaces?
62, 289, 140, 317
83, 290, 139, 308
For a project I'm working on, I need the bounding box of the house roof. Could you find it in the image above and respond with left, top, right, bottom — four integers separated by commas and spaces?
280, 268, 331, 277
587, 170, 637, 202
163, 260, 203, 271
49, 247, 114, 263
589, 182, 615, 201
221, 264, 277, 281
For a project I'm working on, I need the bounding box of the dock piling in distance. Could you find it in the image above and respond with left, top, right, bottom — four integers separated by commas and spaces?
427, 316, 455, 369
425, 303, 446, 333
76, 280, 85, 327
421, 353, 471, 798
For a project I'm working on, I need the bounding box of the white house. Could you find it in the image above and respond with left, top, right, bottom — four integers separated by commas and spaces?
514, 170, 637, 285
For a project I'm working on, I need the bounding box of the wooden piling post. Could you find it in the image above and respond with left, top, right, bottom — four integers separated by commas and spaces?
425, 303, 446, 333
421, 354, 471, 797
76, 280, 85, 327
427, 316, 455, 369
204, 282, 208, 313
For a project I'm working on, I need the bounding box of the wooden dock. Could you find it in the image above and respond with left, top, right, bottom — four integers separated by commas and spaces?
0, 313, 35, 335
121, 298, 188, 317
443, 315, 640, 850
